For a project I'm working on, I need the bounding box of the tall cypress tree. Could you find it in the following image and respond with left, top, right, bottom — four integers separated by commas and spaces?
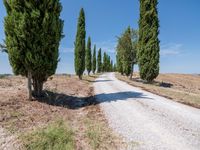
92, 45, 96, 74
97, 48, 102, 73
122, 27, 132, 76
4, 0, 63, 99
86, 37, 92, 75
75, 8, 86, 79
138, 0, 160, 82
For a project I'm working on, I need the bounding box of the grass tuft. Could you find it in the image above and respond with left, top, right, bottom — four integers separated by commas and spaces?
22, 120, 75, 150
85, 119, 104, 149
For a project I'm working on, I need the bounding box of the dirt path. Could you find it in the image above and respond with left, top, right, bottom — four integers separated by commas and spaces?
94, 73, 200, 150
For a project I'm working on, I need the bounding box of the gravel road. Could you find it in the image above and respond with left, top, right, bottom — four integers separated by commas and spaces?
94, 73, 200, 150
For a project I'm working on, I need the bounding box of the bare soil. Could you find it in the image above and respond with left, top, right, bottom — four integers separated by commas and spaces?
116, 73, 200, 109
0, 75, 123, 150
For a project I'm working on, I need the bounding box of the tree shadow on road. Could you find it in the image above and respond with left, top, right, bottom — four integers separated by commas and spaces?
95, 91, 152, 103
34, 90, 151, 110
85, 79, 113, 83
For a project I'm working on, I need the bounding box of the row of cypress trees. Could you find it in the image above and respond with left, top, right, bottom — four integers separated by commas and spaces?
102, 52, 115, 72
116, 0, 160, 83
74, 8, 114, 79
2, 0, 159, 100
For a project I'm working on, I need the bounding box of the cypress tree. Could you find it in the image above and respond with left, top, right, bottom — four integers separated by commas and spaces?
122, 27, 132, 76
75, 8, 86, 79
92, 45, 96, 74
97, 48, 102, 73
85, 37, 92, 75
110, 60, 113, 72
4, 0, 63, 99
103, 52, 106, 72
116, 52, 123, 75
138, 0, 160, 82
108, 55, 111, 72
113, 64, 117, 72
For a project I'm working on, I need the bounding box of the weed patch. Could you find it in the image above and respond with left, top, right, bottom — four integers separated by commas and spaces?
22, 120, 75, 150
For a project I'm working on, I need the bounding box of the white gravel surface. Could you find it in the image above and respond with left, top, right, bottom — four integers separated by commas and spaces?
94, 73, 200, 150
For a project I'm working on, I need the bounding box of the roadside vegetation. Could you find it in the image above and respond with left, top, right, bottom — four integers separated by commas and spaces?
22, 120, 75, 150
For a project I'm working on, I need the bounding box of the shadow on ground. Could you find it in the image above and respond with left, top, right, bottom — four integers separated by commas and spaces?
85, 79, 113, 83
34, 89, 151, 110
130, 78, 173, 88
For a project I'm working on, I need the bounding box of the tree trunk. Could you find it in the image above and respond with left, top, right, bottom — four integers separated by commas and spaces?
79, 75, 82, 80
33, 78, 43, 97
27, 71, 32, 100
130, 63, 134, 80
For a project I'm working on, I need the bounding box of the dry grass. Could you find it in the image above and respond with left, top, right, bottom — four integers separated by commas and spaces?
116, 73, 200, 109
0, 74, 124, 150
84, 104, 126, 150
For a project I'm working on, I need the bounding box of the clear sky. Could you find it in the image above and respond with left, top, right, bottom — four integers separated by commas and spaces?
0, 0, 200, 74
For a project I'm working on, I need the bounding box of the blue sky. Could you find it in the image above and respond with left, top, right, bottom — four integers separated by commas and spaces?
0, 0, 200, 74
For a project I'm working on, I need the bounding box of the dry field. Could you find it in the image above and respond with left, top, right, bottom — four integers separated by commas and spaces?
116, 73, 200, 109
0, 74, 124, 150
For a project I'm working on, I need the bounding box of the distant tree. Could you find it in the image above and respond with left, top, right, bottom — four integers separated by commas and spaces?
85, 37, 92, 75
3, 0, 63, 99
74, 8, 86, 79
102, 52, 113, 72
103, 52, 106, 72
113, 63, 117, 72
138, 0, 160, 82
116, 52, 123, 75
116, 27, 138, 78
97, 48, 102, 73
110, 60, 113, 72
92, 45, 96, 74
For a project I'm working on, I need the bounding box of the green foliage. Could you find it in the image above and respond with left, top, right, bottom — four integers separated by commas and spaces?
3, 0, 64, 96
116, 53, 123, 74
85, 37, 92, 75
92, 45, 96, 74
22, 120, 75, 150
138, 0, 160, 82
110, 60, 113, 72
102, 52, 112, 72
97, 48, 102, 73
116, 27, 138, 77
74, 8, 86, 79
